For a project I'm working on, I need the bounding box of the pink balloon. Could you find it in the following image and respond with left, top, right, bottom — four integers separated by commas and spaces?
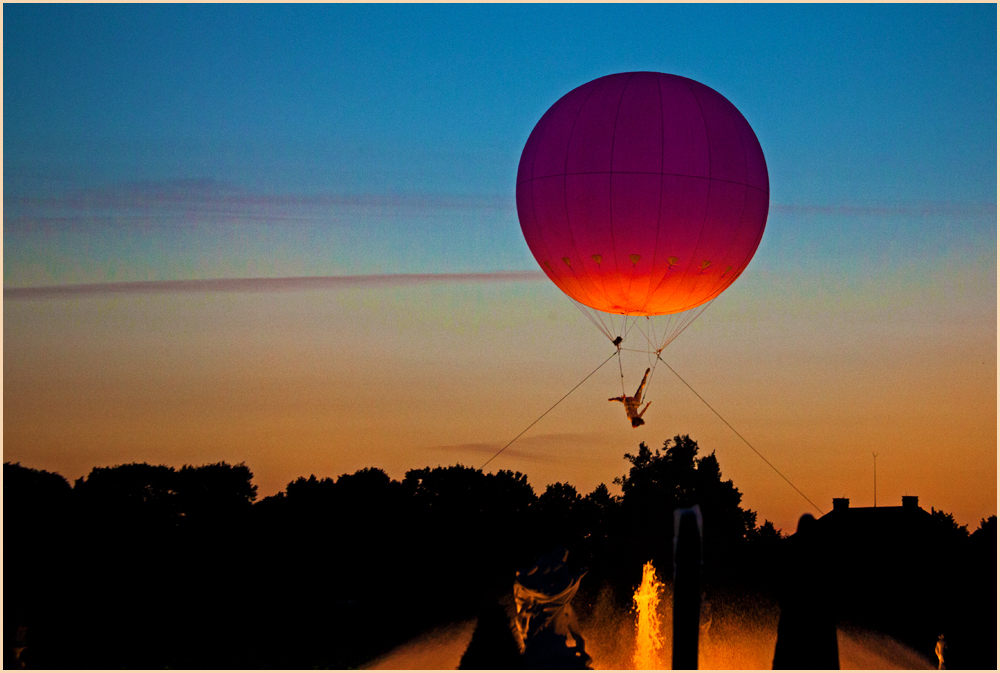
517, 72, 768, 316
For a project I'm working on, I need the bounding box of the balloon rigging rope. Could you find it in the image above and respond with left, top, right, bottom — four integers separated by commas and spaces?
598, 309, 615, 340
617, 348, 626, 397
616, 298, 717, 360
624, 314, 642, 340
632, 317, 661, 353
587, 307, 610, 340
644, 352, 660, 404
648, 317, 658, 364
479, 350, 619, 471
662, 299, 715, 351
572, 300, 613, 342
657, 355, 825, 516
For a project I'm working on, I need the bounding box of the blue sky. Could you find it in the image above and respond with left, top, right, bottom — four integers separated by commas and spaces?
5, 4, 996, 286
6, 4, 995, 198
4, 4, 996, 529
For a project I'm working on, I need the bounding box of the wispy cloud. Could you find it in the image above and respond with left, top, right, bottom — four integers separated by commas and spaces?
3, 271, 547, 300
429, 443, 563, 470
9, 178, 993, 228
427, 432, 613, 466
426, 442, 559, 464
771, 202, 996, 218
6, 178, 514, 225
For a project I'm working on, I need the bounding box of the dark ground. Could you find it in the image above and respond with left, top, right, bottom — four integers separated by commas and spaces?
4, 444, 995, 669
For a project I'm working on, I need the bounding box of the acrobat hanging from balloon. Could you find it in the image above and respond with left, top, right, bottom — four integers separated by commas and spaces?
609, 368, 652, 428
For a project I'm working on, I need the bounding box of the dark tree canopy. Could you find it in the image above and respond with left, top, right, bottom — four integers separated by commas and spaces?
4, 462, 72, 500
929, 506, 970, 541
72, 460, 257, 524
610, 435, 767, 586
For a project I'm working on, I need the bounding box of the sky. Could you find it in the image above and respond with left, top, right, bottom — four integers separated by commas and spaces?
4, 4, 996, 534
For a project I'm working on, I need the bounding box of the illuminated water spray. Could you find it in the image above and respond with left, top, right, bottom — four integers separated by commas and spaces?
632, 561, 665, 669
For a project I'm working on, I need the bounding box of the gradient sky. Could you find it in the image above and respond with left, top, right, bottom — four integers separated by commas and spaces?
4, 4, 996, 533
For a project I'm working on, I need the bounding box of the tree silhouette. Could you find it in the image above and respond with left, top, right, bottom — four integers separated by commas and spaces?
74, 462, 180, 529
928, 506, 970, 541
175, 461, 257, 520
611, 435, 761, 588
969, 514, 996, 555
402, 465, 538, 584
536, 482, 585, 550
4, 463, 75, 669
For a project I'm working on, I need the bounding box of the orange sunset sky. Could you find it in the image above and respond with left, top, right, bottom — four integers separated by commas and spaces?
5, 241, 995, 534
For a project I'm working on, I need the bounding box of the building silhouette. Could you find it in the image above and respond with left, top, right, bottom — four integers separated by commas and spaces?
800, 495, 976, 668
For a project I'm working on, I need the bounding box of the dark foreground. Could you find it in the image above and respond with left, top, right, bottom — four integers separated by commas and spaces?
5, 437, 995, 669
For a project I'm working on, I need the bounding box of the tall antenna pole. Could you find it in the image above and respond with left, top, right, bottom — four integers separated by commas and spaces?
872, 452, 878, 508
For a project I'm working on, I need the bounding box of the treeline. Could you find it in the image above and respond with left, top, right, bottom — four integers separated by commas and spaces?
6, 435, 778, 668
4, 435, 995, 668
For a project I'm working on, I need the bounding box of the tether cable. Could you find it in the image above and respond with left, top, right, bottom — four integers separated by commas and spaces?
479, 351, 619, 471
617, 347, 626, 397
658, 355, 825, 515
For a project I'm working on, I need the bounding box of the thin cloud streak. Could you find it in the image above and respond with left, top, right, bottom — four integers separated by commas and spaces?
4, 271, 547, 300
427, 442, 561, 465
770, 202, 996, 218
427, 432, 614, 467
9, 178, 994, 226
9, 178, 513, 217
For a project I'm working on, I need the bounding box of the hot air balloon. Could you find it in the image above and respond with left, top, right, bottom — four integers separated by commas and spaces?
516, 72, 768, 404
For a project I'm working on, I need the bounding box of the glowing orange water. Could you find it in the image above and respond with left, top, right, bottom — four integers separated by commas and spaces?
632, 561, 665, 670
364, 592, 936, 670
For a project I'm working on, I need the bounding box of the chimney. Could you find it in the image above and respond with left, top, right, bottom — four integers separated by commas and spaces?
832, 497, 850, 512
901, 495, 918, 509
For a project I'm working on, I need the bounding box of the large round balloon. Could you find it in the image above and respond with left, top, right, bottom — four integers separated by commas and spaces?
516, 72, 768, 316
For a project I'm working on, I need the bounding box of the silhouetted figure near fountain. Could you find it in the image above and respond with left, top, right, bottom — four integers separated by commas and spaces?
458, 599, 523, 670
9, 627, 28, 669
772, 514, 840, 669
512, 547, 591, 669
673, 506, 703, 670
698, 592, 713, 643
935, 633, 946, 669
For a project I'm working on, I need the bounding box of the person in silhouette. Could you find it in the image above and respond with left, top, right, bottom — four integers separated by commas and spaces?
699, 591, 713, 642
935, 633, 946, 669
513, 547, 591, 669
609, 368, 652, 428
772, 514, 840, 669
